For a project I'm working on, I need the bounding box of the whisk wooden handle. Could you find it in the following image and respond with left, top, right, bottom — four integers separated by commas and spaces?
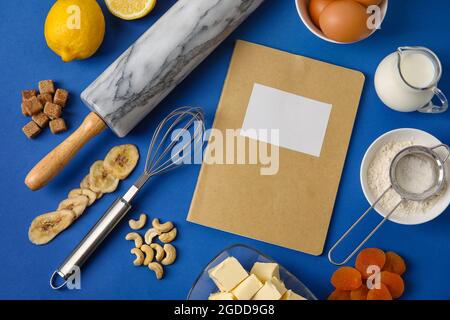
25, 112, 107, 191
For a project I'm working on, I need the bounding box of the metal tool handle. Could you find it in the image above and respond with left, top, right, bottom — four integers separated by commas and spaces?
50, 197, 132, 289
431, 144, 450, 163
328, 187, 402, 266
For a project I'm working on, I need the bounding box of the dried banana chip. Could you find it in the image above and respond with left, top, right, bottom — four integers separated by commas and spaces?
57, 195, 89, 218
89, 160, 119, 193
68, 188, 97, 206
80, 174, 103, 199
103, 144, 139, 180
28, 210, 76, 245
80, 174, 90, 189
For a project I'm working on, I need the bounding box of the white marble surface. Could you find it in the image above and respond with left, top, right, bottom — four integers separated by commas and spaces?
81, 0, 264, 137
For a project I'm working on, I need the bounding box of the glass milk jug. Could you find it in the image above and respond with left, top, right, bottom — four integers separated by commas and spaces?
374, 47, 448, 113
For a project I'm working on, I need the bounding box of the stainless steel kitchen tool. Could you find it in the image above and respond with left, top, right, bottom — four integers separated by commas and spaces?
328, 144, 449, 266
25, 0, 264, 191
50, 107, 205, 289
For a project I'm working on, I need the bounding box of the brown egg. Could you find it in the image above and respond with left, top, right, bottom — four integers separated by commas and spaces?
309, 0, 335, 28
319, 0, 372, 43
354, 0, 382, 6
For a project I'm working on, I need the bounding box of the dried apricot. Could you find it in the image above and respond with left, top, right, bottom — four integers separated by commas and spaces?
331, 266, 362, 291
328, 290, 351, 300
367, 283, 392, 300
355, 248, 386, 279
380, 271, 404, 299
383, 251, 406, 276
350, 284, 369, 300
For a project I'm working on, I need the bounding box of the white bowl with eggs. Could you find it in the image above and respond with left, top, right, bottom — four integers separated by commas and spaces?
360, 128, 450, 225
295, 0, 389, 44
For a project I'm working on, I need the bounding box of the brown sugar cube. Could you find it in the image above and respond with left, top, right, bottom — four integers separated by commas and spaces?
27, 96, 43, 115
44, 102, 62, 119
32, 113, 50, 128
37, 93, 53, 106
39, 80, 55, 94
49, 118, 67, 134
22, 121, 41, 139
22, 89, 37, 101
21, 100, 32, 116
53, 89, 69, 107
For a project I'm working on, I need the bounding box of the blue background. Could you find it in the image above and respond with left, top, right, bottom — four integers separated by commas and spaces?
1, 0, 449, 300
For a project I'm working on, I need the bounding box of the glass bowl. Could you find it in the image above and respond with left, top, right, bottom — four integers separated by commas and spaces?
187, 244, 317, 300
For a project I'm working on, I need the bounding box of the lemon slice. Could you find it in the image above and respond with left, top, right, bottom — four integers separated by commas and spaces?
105, 0, 157, 20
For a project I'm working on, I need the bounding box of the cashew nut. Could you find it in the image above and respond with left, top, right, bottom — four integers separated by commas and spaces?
125, 232, 143, 248
150, 243, 165, 261
152, 218, 174, 233
130, 248, 145, 266
129, 213, 147, 230
159, 228, 177, 243
144, 228, 160, 245
140, 244, 154, 266
148, 262, 164, 280
161, 244, 177, 266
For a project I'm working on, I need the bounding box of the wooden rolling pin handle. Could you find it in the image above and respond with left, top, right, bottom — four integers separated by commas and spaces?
25, 112, 107, 191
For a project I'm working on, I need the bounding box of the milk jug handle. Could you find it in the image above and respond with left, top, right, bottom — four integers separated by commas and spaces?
419, 87, 448, 114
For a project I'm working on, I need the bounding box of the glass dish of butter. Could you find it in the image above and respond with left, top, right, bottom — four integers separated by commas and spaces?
187, 244, 317, 300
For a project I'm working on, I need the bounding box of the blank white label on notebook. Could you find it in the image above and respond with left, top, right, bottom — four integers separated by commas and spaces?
241, 83, 332, 157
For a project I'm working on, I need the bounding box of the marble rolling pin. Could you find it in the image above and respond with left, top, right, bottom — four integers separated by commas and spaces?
25, 0, 264, 190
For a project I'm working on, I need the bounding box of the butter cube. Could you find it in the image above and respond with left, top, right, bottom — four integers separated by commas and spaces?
209, 257, 248, 292
209, 292, 236, 300
252, 277, 288, 300
231, 274, 263, 300
270, 277, 287, 295
250, 262, 280, 282
281, 290, 307, 300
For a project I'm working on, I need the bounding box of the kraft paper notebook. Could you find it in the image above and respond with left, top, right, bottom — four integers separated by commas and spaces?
187, 40, 365, 255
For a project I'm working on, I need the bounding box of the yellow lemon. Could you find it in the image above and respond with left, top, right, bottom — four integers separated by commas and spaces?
44, 0, 105, 62
105, 0, 157, 20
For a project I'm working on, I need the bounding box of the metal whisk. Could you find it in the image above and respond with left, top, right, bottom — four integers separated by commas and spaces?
50, 107, 205, 289
124, 107, 205, 203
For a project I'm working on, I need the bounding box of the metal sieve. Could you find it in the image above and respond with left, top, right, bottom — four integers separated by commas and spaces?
328, 144, 449, 266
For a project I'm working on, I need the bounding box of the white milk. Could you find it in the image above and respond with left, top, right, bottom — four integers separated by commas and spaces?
375, 51, 436, 112
400, 52, 436, 88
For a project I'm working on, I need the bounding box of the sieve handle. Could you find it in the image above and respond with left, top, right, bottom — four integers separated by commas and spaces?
328, 187, 402, 266
431, 144, 450, 163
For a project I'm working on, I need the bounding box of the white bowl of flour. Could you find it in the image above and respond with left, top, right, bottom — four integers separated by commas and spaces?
360, 128, 450, 225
